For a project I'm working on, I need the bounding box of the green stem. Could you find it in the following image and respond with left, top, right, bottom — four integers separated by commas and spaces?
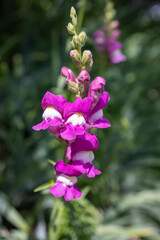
63, 143, 68, 164
48, 200, 58, 240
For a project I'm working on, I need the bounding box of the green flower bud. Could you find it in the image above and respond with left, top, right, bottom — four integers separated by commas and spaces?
82, 50, 93, 71
70, 7, 76, 18
68, 81, 79, 94
72, 15, 77, 26
79, 31, 87, 47
67, 23, 75, 34
72, 35, 81, 49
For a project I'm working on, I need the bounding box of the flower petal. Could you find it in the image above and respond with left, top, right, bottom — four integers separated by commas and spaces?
41, 91, 66, 114
50, 181, 66, 198
55, 160, 83, 177
32, 120, 49, 131
64, 186, 74, 201
60, 124, 76, 141
73, 185, 82, 199
91, 91, 110, 115
92, 118, 111, 129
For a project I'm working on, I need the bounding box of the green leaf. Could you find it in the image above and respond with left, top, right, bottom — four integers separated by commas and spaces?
48, 159, 56, 166
34, 180, 54, 192
0, 193, 30, 233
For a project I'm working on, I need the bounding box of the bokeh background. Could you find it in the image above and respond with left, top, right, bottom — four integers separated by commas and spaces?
0, 0, 160, 239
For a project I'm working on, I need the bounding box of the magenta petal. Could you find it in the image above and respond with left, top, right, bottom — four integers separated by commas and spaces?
32, 120, 49, 131
48, 118, 63, 126
91, 91, 110, 115
86, 164, 101, 178
72, 160, 87, 174
88, 76, 105, 94
73, 185, 82, 199
64, 186, 74, 201
50, 181, 66, 198
63, 97, 93, 121
61, 67, 76, 83
60, 124, 76, 141
92, 118, 111, 129
55, 160, 83, 177
78, 70, 90, 88
71, 132, 99, 155
75, 125, 85, 135
41, 91, 66, 114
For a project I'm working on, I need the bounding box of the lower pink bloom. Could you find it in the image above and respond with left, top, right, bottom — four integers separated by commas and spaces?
70, 132, 101, 178
50, 179, 82, 201
50, 160, 83, 201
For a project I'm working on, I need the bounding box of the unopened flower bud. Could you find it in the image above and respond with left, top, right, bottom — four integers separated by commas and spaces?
68, 81, 79, 94
110, 20, 119, 29
82, 50, 93, 71
72, 36, 81, 49
70, 50, 81, 68
72, 16, 77, 26
70, 7, 76, 18
79, 31, 87, 46
88, 57, 93, 71
61, 66, 76, 84
67, 23, 75, 34
78, 70, 90, 89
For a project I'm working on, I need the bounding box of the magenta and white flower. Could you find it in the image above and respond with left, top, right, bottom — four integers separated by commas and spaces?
50, 160, 82, 201
87, 91, 111, 130
32, 91, 66, 140
60, 96, 93, 141
69, 132, 101, 178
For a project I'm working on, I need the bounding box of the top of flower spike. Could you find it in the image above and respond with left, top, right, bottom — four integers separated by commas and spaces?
67, 6, 93, 72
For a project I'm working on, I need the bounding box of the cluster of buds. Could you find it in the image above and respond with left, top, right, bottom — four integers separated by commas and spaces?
93, 1, 126, 64
67, 7, 93, 72
33, 7, 111, 201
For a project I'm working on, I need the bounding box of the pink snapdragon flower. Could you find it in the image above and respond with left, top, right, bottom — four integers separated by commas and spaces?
50, 160, 82, 201
32, 91, 66, 140
60, 96, 93, 141
93, 20, 126, 64
87, 91, 111, 130
32, 91, 93, 141
69, 132, 101, 178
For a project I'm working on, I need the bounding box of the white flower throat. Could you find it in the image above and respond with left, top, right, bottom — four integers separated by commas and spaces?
73, 151, 94, 163
57, 174, 77, 186
42, 107, 62, 120
66, 113, 86, 126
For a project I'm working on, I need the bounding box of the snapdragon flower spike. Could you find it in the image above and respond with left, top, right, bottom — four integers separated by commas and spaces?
70, 132, 101, 178
32, 91, 66, 140
87, 91, 111, 130
60, 96, 93, 141
93, 20, 126, 64
50, 160, 82, 201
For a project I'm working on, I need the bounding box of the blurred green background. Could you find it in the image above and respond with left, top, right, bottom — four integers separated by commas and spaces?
0, 0, 160, 239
